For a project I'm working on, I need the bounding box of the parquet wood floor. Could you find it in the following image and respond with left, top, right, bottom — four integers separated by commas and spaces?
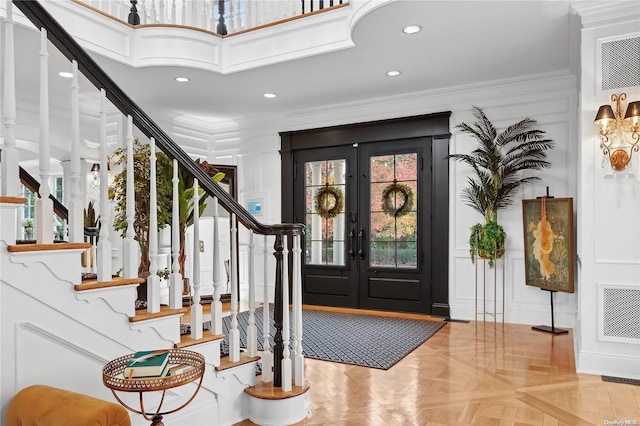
236, 316, 640, 426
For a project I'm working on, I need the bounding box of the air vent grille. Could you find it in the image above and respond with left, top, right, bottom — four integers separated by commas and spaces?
601, 36, 640, 91
602, 287, 640, 341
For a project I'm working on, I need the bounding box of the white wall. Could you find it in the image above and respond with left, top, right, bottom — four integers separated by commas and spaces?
573, 1, 640, 380
223, 72, 579, 327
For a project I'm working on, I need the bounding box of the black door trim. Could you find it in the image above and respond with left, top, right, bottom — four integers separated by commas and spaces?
280, 112, 451, 318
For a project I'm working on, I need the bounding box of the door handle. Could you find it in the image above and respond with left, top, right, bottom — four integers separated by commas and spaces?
358, 228, 365, 259
348, 228, 355, 259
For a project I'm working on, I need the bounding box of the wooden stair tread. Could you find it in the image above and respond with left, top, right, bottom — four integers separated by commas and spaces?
0, 196, 27, 204
174, 332, 225, 349
130, 306, 188, 323
216, 353, 260, 372
75, 276, 145, 291
244, 380, 310, 400
8, 242, 91, 252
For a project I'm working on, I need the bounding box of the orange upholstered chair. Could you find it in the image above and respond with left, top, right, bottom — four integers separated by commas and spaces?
5, 384, 131, 426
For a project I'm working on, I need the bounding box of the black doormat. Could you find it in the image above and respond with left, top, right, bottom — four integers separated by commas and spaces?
200, 306, 445, 370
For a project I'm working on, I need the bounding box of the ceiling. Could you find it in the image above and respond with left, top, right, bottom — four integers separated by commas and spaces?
10, 0, 575, 158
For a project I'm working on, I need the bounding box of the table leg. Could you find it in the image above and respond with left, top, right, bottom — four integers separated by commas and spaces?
150, 414, 164, 426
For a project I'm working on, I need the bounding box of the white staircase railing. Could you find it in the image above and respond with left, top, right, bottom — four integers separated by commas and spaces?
80, 0, 346, 35
3, 0, 306, 393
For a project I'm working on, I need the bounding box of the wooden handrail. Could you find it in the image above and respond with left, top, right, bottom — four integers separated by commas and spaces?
19, 166, 68, 222
0, 148, 68, 221
13, 0, 303, 238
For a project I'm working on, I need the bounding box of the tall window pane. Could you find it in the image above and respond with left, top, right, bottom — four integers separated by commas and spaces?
305, 159, 346, 266
369, 153, 418, 268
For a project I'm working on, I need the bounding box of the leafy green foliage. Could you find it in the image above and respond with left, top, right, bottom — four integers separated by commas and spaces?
448, 106, 554, 225
111, 140, 172, 275
448, 106, 553, 268
111, 139, 224, 276
469, 222, 505, 267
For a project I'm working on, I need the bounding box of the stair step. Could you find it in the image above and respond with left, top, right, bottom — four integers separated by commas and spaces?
8, 242, 91, 253
244, 380, 310, 400
0, 196, 27, 204
216, 353, 260, 372
174, 332, 225, 349
74, 276, 145, 291
130, 306, 188, 323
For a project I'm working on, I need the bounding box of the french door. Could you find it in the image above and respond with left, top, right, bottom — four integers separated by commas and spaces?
294, 138, 432, 313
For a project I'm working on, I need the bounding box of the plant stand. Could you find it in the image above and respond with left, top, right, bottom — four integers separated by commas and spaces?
474, 255, 505, 323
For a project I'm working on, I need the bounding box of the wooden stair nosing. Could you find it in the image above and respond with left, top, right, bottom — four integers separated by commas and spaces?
244, 380, 311, 400
0, 196, 27, 205
8, 242, 91, 252
129, 306, 189, 323
75, 276, 145, 291
174, 332, 225, 349
216, 353, 261, 372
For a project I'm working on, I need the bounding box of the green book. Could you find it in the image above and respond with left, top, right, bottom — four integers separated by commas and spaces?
124, 350, 170, 379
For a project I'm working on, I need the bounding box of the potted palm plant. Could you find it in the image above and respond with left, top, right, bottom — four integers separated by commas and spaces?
448, 106, 554, 266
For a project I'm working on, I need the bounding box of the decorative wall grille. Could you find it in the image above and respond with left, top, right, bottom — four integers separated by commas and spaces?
601, 286, 640, 342
601, 36, 640, 91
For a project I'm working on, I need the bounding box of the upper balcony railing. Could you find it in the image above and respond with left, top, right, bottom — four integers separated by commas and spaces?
78, 0, 347, 36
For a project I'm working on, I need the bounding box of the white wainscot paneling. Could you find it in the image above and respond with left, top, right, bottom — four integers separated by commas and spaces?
15, 322, 114, 401
509, 256, 577, 327
594, 177, 640, 264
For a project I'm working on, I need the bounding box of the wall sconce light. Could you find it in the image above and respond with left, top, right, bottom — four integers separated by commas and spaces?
90, 163, 100, 173
594, 93, 640, 171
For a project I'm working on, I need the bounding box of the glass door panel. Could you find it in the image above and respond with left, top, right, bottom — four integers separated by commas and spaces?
368, 153, 418, 268
304, 159, 347, 266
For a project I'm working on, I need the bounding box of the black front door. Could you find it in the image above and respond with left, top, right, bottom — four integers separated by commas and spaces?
294, 137, 433, 313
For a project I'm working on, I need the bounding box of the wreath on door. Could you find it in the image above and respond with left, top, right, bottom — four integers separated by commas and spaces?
381, 181, 414, 218
314, 185, 344, 219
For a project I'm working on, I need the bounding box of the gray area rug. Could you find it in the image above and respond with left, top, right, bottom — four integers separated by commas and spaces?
209, 306, 446, 370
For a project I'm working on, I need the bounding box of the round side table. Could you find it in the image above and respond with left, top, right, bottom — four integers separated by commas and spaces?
103, 349, 205, 426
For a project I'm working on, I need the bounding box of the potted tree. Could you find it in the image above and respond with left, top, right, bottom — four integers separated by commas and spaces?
110, 139, 223, 279
448, 106, 554, 266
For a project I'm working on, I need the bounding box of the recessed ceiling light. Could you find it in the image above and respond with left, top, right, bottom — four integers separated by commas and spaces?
402, 25, 422, 34
175, 77, 190, 83
263, 93, 277, 98
58, 71, 73, 78
386, 70, 401, 77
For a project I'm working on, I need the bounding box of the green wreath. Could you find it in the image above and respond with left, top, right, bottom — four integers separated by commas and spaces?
314, 185, 344, 219
381, 181, 414, 218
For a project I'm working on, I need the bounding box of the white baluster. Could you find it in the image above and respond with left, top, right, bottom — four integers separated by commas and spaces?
139, 0, 147, 24
1, 1, 20, 201
211, 197, 223, 335
146, 138, 160, 312
158, 0, 165, 23
171, 0, 177, 23
69, 61, 83, 243
122, 116, 138, 278
229, 213, 240, 362
169, 159, 182, 308
96, 89, 112, 280
281, 235, 292, 392
150, 0, 157, 23
181, 0, 186, 25
293, 234, 304, 386
190, 179, 203, 339
247, 231, 257, 356
36, 28, 54, 244
261, 234, 272, 382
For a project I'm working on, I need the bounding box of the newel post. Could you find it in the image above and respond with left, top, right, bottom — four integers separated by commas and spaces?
272, 234, 284, 387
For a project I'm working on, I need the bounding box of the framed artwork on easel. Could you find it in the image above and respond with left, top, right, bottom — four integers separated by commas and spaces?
522, 197, 575, 293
